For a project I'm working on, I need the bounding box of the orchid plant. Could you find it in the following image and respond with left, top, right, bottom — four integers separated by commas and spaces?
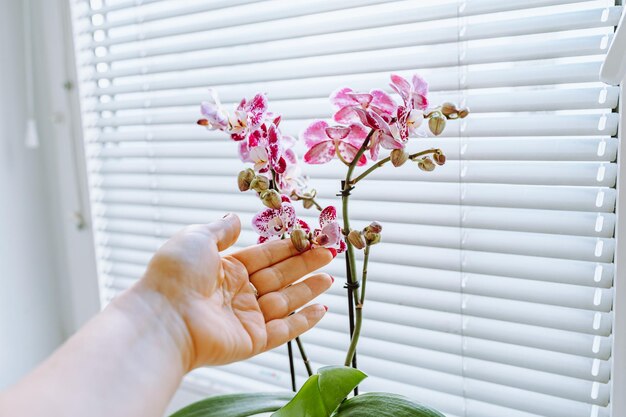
174, 74, 468, 417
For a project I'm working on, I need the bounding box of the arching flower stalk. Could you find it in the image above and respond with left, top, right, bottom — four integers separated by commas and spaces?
197, 73, 469, 399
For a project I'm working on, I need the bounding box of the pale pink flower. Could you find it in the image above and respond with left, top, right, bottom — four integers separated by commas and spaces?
301, 121, 368, 166
252, 195, 297, 243
198, 89, 229, 130
389, 73, 428, 110
330, 87, 397, 124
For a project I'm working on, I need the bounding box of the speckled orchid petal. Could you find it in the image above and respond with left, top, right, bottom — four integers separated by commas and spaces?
406, 109, 425, 132
301, 120, 329, 148
249, 146, 269, 172
246, 93, 268, 127
252, 201, 297, 238
319, 206, 337, 228
390, 74, 411, 103
304, 140, 335, 164
325, 126, 351, 141
338, 240, 347, 253
298, 219, 311, 234
258, 235, 279, 244
412, 74, 428, 96
238, 140, 252, 163
322, 221, 341, 246
252, 207, 278, 237
344, 123, 370, 149
369, 130, 383, 160
267, 124, 286, 173
346, 92, 373, 107
352, 107, 387, 131
338, 141, 367, 166
411, 93, 428, 110
370, 89, 397, 117
330, 87, 355, 108
279, 202, 297, 233
333, 106, 358, 124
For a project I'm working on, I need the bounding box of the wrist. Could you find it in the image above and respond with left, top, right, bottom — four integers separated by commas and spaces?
112, 282, 196, 374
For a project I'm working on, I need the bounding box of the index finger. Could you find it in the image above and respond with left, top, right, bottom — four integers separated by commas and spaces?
229, 238, 300, 275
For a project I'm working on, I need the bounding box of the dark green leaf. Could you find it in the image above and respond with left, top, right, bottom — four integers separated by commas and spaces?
271, 366, 367, 417
333, 392, 446, 417
169, 392, 293, 417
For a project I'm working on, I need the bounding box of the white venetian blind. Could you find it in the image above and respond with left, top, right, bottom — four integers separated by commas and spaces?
69, 1, 621, 417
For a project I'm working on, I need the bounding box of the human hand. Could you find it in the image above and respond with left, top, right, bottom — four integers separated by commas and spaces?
135, 213, 334, 371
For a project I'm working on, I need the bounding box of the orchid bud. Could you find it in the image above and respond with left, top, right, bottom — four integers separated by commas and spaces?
250, 175, 270, 193
441, 102, 458, 118
290, 229, 310, 252
364, 221, 382, 234
237, 168, 256, 192
458, 108, 470, 118
428, 112, 446, 136
303, 199, 314, 209
418, 157, 436, 172
390, 149, 409, 167
260, 190, 282, 210
348, 230, 366, 250
363, 222, 382, 246
433, 152, 446, 166
197, 119, 209, 126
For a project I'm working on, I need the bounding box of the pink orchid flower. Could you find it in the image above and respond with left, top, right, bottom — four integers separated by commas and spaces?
278, 163, 308, 195
239, 123, 288, 174
389, 73, 429, 110
352, 104, 424, 160
252, 195, 296, 243
302, 121, 368, 166
306, 206, 346, 253
229, 93, 269, 141
330, 87, 397, 124
198, 89, 229, 131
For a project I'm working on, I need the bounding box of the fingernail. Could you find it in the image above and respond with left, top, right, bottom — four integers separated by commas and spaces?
330, 275, 335, 284
323, 305, 329, 312
327, 248, 337, 258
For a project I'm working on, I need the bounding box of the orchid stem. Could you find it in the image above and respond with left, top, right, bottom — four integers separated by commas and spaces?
340, 129, 375, 396
295, 336, 313, 377
350, 148, 442, 186
271, 167, 312, 388
345, 244, 369, 367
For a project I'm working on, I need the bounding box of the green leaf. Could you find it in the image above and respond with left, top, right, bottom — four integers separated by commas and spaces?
332, 392, 446, 417
271, 366, 367, 417
169, 392, 293, 417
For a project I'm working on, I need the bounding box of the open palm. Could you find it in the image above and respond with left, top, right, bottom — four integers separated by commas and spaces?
141, 214, 333, 369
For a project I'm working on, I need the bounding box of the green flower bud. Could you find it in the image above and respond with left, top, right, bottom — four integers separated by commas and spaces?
390, 148, 409, 167
428, 112, 446, 136
290, 229, 310, 252
348, 230, 366, 250
250, 175, 270, 193
260, 189, 282, 210
418, 157, 436, 172
237, 168, 256, 192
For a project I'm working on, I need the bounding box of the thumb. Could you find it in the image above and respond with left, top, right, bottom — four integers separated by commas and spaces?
207, 213, 241, 251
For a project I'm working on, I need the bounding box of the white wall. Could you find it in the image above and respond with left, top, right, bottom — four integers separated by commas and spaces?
0, 0, 65, 389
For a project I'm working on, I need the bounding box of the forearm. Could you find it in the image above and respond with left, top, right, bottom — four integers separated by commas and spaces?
0, 283, 192, 417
